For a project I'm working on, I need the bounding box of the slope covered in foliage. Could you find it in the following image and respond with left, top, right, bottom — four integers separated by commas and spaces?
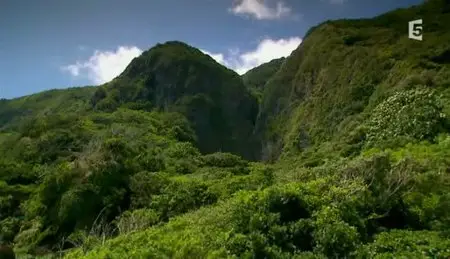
0, 106, 272, 257
256, 0, 450, 161
242, 57, 285, 102
0, 41, 264, 257
66, 135, 450, 258
1, 0, 450, 258
91, 41, 259, 160
62, 1, 449, 257
0, 87, 95, 130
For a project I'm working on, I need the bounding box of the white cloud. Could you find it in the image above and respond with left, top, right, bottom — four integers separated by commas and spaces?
236, 37, 301, 74
63, 64, 81, 76
200, 50, 226, 65
202, 37, 302, 75
63, 39, 301, 83
230, 0, 292, 20
62, 46, 143, 84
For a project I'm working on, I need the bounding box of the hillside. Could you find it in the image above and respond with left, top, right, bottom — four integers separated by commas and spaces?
256, 0, 450, 162
242, 57, 285, 102
0, 0, 450, 258
0, 41, 263, 257
0, 87, 95, 130
91, 41, 259, 159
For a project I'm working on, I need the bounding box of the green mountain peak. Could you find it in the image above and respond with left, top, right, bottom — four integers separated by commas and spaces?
1, 1, 450, 258
92, 41, 259, 159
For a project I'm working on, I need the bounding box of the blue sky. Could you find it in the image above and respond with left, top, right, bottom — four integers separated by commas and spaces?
0, 0, 423, 99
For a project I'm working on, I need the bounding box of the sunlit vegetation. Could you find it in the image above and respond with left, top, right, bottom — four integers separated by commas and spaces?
0, 0, 450, 258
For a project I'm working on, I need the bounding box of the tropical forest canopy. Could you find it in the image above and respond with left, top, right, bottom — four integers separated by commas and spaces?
1, 0, 450, 258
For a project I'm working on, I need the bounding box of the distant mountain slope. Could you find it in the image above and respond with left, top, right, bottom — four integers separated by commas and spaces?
242, 57, 285, 101
256, 0, 450, 161
0, 86, 95, 130
92, 41, 259, 159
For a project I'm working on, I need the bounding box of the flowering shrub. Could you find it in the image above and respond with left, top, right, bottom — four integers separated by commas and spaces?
366, 88, 445, 146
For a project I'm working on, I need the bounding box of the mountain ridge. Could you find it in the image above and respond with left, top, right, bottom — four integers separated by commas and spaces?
90, 40, 260, 159
1, 1, 450, 258
254, 0, 450, 161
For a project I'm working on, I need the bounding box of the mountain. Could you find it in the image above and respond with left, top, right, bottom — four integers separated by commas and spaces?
91, 41, 259, 159
0, 87, 95, 130
242, 57, 285, 102
1, 1, 450, 258
255, 0, 450, 161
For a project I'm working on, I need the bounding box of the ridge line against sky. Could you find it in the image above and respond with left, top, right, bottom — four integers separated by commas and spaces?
0, 0, 423, 99
61, 37, 303, 85
60, 0, 307, 85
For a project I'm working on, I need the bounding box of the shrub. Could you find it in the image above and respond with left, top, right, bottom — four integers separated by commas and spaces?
356, 230, 450, 258
149, 178, 217, 221
0, 217, 20, 243
366, 88, 446, 147
115, 209, 160, 234
313, 207, 360, 257
129, 172, 171, 208
202, 152, 248, 168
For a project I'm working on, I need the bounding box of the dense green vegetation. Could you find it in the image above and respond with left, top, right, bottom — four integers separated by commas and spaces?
242, 57, 285, 102
91, 41, 259, 160
1, 0, 450, 258
0, 87, 95, 130
256, 0, 450, 161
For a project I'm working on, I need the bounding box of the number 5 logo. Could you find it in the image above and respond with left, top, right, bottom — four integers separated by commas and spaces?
409, 19, 423, 41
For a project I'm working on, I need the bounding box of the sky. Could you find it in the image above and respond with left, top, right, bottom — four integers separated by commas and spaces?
0, 0, 424, 99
